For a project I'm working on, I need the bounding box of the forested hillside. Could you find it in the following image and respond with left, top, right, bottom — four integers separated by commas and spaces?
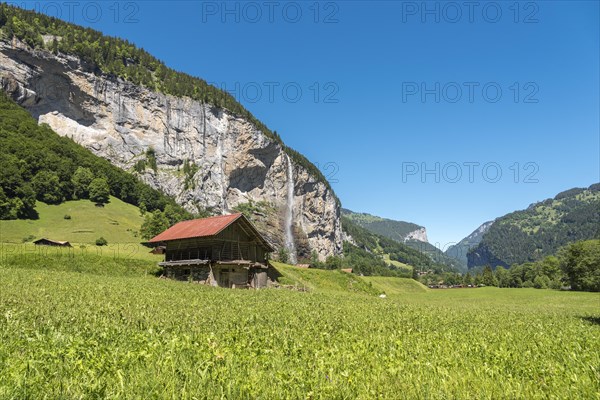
340, 216, 455, 275
468, 185, 600, 269
342, 209, 465, 271
445, 221, 494, 268
0, 91, 189, 221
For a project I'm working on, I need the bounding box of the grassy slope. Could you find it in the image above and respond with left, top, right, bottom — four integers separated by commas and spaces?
0, 196, 144, 244
269, 261, 380, 296
1, 254, 598, 398
382, 254, 412, 272
362, 275, 428, 295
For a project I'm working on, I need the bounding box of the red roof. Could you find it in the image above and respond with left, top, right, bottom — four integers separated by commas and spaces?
148, 213, 243, 243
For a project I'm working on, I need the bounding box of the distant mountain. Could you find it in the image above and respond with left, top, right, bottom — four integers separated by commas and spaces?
445, 221, 495, 268
342, 209, 464, 272
468, 184, 600, 269
341, 209, 427, 242
341, 216, 455, 274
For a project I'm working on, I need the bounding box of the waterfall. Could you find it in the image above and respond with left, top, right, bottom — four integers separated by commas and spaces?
216, 132, 227, 214
284, 154, 297, 264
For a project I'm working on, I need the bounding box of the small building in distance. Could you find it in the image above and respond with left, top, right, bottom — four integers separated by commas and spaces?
148, 213, 274, 288
33, 238, 72, 247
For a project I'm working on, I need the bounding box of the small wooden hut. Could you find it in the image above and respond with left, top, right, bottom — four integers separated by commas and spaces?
33, 238, 72, 247
147, 213, 274, 288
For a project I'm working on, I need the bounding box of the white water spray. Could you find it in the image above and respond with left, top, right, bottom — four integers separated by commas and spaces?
284, 154, 297, 264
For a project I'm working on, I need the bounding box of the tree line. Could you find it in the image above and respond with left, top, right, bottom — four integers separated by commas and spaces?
429, 240, 599, 292
342, 216, 453, 272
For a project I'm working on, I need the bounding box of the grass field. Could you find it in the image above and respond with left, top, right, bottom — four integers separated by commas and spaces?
0, 197, 144, 244
382, 254, 412, 274
1, 251, 599, 399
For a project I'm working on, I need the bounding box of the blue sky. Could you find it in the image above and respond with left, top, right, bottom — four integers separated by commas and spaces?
17, 0, 599, 246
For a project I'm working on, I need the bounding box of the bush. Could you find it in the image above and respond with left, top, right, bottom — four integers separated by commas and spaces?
22, 234, 35, 243
533, 275, 550, 289
95, 237, 108, 246
549, 279, 562, 290
278, 247, 289, 264
63, 214, 71, 220
522, 280, 534, 288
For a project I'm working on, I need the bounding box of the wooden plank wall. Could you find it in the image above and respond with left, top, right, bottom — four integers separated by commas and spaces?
164, 221, 268, 262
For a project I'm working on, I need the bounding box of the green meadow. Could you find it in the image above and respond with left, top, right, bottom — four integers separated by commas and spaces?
0, 197, 143, 244
1, 248, 598, 399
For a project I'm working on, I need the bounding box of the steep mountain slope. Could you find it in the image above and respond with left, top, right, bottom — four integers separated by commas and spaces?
342, 209, 427, 242
342, 209, 464, 271
445, 221, 494, 267
468, 184, 600, 269
0, 5, 341, 260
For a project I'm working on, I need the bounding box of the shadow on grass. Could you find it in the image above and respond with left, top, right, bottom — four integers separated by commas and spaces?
151, 268, 164, 277
581, 316, 600, 326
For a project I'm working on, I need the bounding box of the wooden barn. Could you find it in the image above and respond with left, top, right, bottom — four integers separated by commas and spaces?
147, 213, 274, 288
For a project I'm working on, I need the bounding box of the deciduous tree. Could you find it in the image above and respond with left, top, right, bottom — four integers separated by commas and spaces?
88, 178, 110, 205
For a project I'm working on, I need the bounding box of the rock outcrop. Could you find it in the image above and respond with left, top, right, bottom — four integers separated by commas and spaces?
404, 227, 428, 243
445, 220, 494, 267
0, 39, 342, 260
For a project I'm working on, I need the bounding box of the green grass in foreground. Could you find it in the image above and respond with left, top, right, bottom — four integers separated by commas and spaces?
0, 197, 144, 244
0, 253, 599, 399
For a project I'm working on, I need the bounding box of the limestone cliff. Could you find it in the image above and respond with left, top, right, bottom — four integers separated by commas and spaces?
404, 227, 428, 243
0, 39, 342, 260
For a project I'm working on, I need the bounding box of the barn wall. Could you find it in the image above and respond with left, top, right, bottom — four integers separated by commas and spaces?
163, 220, 270, 263
165, 265, 211, 282
163, 263, 271, 289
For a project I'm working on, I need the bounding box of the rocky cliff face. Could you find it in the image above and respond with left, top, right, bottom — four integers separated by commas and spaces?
0, 39, 342, 260
404, 227, 428, 243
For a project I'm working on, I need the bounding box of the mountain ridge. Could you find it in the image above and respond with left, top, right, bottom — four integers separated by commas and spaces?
341, 208, 428, 243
